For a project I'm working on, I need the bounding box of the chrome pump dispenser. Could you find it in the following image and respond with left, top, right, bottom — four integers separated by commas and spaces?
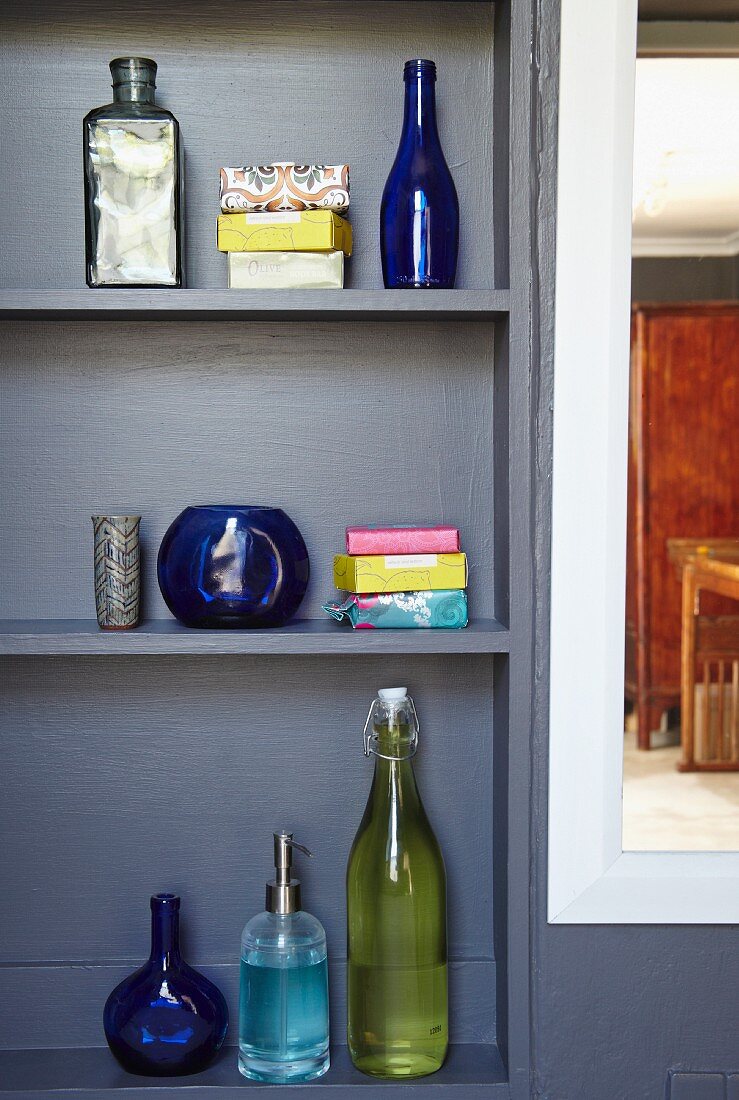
266, 832, 311, 915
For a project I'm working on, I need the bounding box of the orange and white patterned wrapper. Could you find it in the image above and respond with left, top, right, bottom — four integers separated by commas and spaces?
220, 164, 350, 213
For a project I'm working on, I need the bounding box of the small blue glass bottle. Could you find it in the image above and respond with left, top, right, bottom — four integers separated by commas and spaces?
380, 59, 459, 289
238, 833, 330, 1083
103, 894, 228, 1076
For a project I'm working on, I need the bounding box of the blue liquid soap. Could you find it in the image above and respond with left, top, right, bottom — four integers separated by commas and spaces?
238, 834, 330, 1083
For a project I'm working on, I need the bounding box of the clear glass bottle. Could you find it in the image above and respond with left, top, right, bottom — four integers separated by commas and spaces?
347, 687, 448, 1078
238, 833, 330, 1083
83, 57, 183, 287
380, 60, 459, 289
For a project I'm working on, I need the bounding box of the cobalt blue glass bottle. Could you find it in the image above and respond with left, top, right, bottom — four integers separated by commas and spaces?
103, 894, 228, 1076
380, 59, 459, 289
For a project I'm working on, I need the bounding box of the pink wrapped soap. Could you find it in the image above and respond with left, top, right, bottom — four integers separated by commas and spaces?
345, 525, 460, 555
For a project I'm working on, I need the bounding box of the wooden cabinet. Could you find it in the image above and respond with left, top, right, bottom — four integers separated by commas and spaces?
626, 303, 739, 749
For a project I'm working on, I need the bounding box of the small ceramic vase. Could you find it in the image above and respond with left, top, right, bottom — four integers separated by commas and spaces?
92, 514, 141, 629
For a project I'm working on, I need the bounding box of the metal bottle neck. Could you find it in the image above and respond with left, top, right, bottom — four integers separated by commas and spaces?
266, 879, 302, 915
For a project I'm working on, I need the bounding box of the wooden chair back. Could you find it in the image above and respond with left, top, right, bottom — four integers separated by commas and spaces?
679, 558, 739, 772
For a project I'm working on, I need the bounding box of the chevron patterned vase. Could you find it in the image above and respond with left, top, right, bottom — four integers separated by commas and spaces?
92, 515, 141, 630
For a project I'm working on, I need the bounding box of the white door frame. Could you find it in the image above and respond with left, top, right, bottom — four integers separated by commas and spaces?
547, 0, 739, 924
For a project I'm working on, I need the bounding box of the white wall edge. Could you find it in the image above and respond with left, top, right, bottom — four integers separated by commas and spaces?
548, 0, 739, 925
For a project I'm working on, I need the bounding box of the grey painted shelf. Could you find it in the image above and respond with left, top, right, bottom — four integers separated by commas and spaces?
0, 1044, 509, 1098
0, 289, 509, 322
0, 618, 510, 655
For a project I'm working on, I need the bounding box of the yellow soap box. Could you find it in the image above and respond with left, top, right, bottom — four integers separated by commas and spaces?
217, 211, 352, 256
334, 553, 468, 594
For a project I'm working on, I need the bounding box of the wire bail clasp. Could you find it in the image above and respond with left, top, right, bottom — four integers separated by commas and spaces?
363, 697, 419, 760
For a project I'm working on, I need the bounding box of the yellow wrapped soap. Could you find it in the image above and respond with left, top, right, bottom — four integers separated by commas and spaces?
217, 211, 352, 256
333, 553, 468, 594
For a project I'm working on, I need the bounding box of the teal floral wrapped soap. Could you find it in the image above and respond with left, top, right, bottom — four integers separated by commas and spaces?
323, 589, 468, 629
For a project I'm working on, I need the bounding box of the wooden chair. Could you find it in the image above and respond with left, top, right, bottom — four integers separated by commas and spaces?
678, 555, 739, 772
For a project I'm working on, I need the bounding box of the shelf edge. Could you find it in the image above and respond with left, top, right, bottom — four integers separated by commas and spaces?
0, 289, 510, 323
0, 619, 511, 656
0, 1044, 510, 1097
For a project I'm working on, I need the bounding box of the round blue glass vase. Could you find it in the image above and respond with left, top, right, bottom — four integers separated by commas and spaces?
157, 505, 310, 628
103, 894, 228, 1076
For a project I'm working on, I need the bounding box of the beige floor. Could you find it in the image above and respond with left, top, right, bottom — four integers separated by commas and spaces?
622, 730, 739, 850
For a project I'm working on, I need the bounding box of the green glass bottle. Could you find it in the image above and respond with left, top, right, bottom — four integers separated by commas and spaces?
346, 687, 448, 1079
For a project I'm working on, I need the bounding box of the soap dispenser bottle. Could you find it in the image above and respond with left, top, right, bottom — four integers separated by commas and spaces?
238, 832, 330, 1083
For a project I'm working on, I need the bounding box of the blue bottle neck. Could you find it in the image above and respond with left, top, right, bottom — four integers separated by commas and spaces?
400, 73, 442, 152
149, 895, 182, 968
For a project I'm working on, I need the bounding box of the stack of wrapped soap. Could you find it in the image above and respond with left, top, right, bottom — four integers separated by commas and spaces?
324, 526, 468, 629
217, 163, 352, 289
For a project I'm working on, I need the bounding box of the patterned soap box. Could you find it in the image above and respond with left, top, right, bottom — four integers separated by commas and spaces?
220, 164, 350, 213
324, 590, 468, 629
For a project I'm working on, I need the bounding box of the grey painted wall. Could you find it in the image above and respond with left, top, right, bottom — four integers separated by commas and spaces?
632, 256, 739, 301
530, 3, 739, 1097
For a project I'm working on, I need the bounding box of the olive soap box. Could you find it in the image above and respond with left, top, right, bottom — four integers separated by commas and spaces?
228, 251, 344, 289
